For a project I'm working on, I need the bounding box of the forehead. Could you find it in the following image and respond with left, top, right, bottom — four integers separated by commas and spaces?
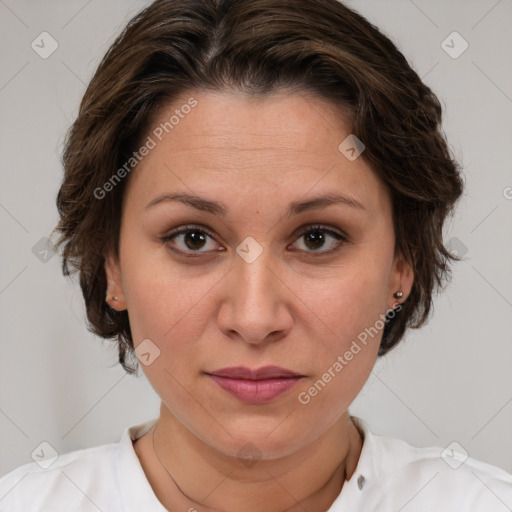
151, 89, 351, 156
125, 90, 391, 217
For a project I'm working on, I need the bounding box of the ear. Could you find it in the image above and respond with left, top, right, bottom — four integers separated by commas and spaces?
388, 249, 415, 310
104, 250, 127, 311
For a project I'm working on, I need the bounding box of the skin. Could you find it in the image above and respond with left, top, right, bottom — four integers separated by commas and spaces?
105, 89, 414, 512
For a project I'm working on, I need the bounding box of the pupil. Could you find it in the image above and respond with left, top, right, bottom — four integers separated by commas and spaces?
305, 230, 324, 250
185, 231, 206, 250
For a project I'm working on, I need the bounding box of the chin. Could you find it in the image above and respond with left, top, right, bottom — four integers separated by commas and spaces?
199, 417, 315, 461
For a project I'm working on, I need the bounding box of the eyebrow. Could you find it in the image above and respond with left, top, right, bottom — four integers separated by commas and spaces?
144, 192, 365, 216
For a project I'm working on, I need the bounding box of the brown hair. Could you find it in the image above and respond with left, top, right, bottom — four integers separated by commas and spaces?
52, 0, 464, 374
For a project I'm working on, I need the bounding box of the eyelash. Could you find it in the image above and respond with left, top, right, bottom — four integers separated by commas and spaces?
161, 224, 349, 257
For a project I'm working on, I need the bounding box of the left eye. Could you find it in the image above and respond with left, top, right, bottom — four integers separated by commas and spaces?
162, 224, 347, 255
291, 225, 347, 254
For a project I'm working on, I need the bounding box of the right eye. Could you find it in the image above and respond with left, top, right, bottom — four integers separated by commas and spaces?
161, 225, 224, 255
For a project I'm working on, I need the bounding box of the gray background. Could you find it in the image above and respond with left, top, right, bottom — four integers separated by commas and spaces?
1, 0, 511, 479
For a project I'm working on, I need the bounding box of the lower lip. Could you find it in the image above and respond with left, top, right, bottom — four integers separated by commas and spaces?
207, 375, 302, 404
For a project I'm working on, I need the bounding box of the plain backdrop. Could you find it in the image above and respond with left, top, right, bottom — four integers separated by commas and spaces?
1, 0, 511, 478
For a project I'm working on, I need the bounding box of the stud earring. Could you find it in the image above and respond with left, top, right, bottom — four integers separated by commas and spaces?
393, 291, 403, 299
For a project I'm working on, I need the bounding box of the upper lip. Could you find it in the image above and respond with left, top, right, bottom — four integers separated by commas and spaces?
206, 366, 303, 380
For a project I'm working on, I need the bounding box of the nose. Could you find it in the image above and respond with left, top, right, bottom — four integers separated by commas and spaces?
217, 248, 293, 346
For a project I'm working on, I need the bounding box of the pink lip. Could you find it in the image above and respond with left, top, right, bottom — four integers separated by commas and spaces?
205, 366, 304, 404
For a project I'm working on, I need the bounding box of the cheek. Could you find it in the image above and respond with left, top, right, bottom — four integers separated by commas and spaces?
119, 231, 192, 336
124, 269, 207, 347
295, 260, 388, 400
310, 260, 389, 341
120, 249, 221, 383
296, 288, 382, 427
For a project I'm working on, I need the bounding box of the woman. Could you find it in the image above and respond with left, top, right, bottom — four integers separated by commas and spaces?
1, 0, 511, 510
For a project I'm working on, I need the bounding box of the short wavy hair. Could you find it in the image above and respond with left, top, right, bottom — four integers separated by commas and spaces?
52, 0, 465, 374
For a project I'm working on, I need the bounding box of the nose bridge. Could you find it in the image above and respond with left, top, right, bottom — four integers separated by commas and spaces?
234, 242, 277, 312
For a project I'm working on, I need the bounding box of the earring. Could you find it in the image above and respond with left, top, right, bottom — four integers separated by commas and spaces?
112, 296, 119, 301
393, 291, 403, 299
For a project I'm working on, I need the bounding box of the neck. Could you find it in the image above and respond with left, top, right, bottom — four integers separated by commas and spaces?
134, 404, 363, 512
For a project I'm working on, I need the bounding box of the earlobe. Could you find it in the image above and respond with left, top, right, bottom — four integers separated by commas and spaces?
389, 253, 414, 309
104, 252, 127, 311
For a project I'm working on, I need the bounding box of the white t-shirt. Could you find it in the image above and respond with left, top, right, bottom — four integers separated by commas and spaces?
1, 416, 511, 511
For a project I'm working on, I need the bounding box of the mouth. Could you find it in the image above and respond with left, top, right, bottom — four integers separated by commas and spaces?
204, 366, 305, 404
206, 365, 303, 380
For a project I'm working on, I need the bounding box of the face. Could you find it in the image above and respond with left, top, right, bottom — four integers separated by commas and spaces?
105, 89, 413, 458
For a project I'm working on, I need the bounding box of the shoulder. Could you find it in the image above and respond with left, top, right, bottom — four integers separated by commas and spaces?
0, 442, 120, 512
380, 439, 512, 509
352, 417, 512, 511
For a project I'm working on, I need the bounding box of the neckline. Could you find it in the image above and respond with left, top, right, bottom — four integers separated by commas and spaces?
118, 415, 379, 511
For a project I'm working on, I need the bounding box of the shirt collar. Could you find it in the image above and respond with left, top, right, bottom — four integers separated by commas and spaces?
116, 417, 167, 512
325, 415, 382, 509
